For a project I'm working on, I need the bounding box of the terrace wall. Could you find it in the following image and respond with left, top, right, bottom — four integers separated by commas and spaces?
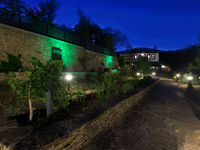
0, 23, 117, 72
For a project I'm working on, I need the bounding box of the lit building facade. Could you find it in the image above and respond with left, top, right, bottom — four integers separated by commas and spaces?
117, 48, 159, 64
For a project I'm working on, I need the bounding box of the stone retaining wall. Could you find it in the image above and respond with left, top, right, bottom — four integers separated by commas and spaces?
0, 23, 117, 72
41, 80, 159, 150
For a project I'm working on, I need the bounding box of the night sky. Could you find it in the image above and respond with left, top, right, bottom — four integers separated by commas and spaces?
25, 0, 200, 51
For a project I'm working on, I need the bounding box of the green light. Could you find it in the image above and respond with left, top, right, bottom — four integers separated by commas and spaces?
48, 39, 76, 68
112, 69, 117, 73
105, 55, 113, 68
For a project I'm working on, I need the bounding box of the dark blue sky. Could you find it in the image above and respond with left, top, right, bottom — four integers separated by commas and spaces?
25, 0, 200, 51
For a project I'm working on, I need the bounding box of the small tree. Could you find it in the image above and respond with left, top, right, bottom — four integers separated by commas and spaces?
8, 57, 64, 120
134, 57, 152, 77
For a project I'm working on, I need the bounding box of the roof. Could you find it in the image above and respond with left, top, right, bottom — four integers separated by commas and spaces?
117, 48, 160, 56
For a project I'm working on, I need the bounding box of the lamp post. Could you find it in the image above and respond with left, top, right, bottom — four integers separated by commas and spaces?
65, 74, 73, 91
152, 72, 156, 78
186, 75, 193, 94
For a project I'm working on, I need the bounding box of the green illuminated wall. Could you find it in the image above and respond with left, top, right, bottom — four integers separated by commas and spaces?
105, 55, 114, 68
0, 23, 118, 72
48, 39, 76, 68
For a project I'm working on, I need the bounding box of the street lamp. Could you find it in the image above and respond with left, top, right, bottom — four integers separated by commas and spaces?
65, 74, 73, 91
152, 72, 156, 76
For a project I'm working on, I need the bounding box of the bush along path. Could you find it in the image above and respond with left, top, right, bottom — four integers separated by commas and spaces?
84, 78, 200, 150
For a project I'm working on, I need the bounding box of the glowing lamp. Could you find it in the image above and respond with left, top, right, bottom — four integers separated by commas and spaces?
136, 72, 141, 76
176, 74, 181, 78
152, 72, 156, 76
65, 74, 73, 81
161, 65, 166, 69
186, 76, 193, 81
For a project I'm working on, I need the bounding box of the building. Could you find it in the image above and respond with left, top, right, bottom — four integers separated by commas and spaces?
117, 48, 160, 64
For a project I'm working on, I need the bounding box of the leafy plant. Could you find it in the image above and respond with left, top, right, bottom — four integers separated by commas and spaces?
0, 53, 22, 72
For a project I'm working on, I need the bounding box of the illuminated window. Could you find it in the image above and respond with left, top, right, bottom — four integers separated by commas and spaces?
52, 47, 62, 60
152, 54, 155, 60
134, 55, 138, 60
147, 54, 151, 60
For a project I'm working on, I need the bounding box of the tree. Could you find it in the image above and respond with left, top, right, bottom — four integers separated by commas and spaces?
0, 0, 26, 23
25, 0, 59, 24
74, 9, 129, 52
134, 57, 152, 76
74, 8, 92, 42
8, 58, 64, 120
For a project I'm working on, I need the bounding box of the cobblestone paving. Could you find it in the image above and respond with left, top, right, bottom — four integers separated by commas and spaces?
84, 78, 200, 150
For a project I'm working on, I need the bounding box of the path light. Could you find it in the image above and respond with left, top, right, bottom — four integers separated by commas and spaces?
136, 72, 141, 76
176, 73, 181, 78
186, 75, 193, 81
152, 72, 156, 76
65, 74, 73, 91
161, 65, 166, 69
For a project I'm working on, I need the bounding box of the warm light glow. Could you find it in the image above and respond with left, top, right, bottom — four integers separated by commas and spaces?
152, 72, 156, 76
161, 65, 166, 69
65, 74, 73, 81
176, 73, 181, 78
136, 72, 141, 76
186, 76, 193, 81
141, 53, 145, 57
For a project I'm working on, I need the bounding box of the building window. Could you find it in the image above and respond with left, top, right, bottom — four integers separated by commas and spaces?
134, 55, 138, 60
52, 47, 62, 60
147, 54, 151, 60
152, 54, 155, 60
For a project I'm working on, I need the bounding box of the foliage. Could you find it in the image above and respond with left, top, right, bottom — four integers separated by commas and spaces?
117, 57, 126, 68
188, 56, 200, 75
134, 57, 152, 76
8, 57, 64, 115
0, 53, 22, 72
74, 9, 129, 51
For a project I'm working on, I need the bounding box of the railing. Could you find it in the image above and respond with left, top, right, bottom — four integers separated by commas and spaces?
0, 8, 114, 56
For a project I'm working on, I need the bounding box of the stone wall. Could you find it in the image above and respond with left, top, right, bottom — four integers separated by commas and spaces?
0, 23, 117, 72
41, 80, 158, 150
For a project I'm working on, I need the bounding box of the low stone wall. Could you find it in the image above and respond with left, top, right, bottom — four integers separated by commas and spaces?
0, 72, 28, 82
41, 80, 159, 150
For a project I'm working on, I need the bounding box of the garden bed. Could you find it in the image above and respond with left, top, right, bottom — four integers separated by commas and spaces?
0, 78, 157, 149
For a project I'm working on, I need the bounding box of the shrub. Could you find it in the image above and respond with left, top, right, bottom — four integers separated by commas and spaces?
0, 53, 22, 72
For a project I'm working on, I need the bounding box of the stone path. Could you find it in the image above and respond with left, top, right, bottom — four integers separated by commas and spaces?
84, 78, 200, 150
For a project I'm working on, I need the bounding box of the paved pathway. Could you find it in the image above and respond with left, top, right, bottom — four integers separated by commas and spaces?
84, 78, 200, 150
